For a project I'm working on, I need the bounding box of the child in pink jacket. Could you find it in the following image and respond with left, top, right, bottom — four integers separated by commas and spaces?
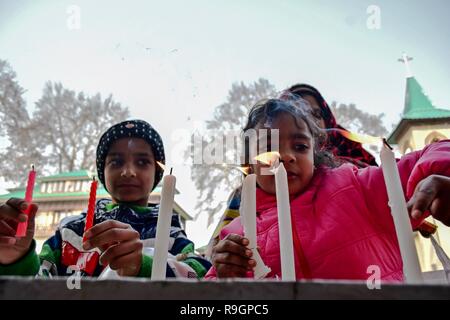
206, 98, 450, 281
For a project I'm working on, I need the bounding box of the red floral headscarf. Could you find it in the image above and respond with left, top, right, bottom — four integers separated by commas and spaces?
286, 84, 377, 167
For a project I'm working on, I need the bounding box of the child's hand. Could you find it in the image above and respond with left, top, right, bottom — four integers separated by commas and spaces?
407, 175, 450, 226
82, 220, 143, 277
0, 198, 38, 264
211, 233, 255, 278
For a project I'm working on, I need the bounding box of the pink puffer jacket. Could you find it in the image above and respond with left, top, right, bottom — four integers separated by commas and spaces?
205, 140, 450, 281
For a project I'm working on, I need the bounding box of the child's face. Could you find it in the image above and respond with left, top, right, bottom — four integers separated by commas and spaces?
253, 112, 315, 196
104, 138, 156, 206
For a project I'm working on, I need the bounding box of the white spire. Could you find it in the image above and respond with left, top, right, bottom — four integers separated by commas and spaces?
397, 52, 414, 78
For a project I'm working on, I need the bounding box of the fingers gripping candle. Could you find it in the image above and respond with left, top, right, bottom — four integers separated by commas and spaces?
16, 165, 36, 237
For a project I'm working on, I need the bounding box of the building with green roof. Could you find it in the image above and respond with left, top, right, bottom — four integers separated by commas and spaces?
388, 54, 450, 273
387, 62, 450, 153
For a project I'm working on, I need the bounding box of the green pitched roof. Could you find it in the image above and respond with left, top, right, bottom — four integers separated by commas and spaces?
0, 184, 110, 201
41, 170, 92, 181
0, 184, 164, 201
402, 77, 450, 120
388, 76, 450, 144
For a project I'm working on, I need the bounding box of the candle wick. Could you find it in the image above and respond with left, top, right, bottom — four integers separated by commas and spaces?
382, 138, 393, 150
170, 167, 173, 175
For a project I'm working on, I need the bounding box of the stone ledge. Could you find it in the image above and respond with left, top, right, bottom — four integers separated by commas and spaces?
1, 275, 449, 300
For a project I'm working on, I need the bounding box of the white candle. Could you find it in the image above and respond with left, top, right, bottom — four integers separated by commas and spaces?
240, 173, 271, 279
274, 162, 296, 281
380, 141, 423, 283
151, 170, 176, 281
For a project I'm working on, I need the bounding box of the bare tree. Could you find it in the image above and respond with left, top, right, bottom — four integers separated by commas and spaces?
0, 59, 130, 184
187, 78, 276, 224
33, 82, 129, 173
0, 59, 43, 183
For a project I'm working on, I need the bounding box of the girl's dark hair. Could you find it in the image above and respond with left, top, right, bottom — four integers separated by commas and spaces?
243, 97, 338, 168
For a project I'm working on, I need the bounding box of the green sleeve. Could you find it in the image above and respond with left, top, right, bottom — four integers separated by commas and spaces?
136, 254, 153, 278
0, 240, 40, 276
184, 257, 208, 278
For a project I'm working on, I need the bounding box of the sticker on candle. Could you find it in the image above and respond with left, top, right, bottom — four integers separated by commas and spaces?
16, 165, 36, 237
240, 173, 271, 279
151, 162, 176, 281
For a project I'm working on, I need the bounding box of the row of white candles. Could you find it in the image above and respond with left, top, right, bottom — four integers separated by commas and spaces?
152, 138, 423, 283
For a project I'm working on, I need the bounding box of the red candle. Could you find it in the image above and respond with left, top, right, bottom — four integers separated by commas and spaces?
16, 166, 36, 237
82, 178, 98, 243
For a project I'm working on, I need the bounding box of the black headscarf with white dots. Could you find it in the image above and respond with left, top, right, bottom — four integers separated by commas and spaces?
96, 119, 165, 191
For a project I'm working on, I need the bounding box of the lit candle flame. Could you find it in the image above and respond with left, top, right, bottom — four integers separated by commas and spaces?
237, 166, 250, 175
221, 163, 250, 175
157, 161, 166, 171
327, 128, 380, 145
254, 151, 280, 166
157, 161, 173, 175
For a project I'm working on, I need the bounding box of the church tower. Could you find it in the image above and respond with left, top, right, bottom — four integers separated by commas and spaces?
388, 53, 450, 272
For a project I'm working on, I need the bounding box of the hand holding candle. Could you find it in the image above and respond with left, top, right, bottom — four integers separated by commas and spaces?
380, 139, 423, 283
16, 165, 36, 237
0, 198, 38, 264
151, 164, 176, 281
332, 130, 424, 283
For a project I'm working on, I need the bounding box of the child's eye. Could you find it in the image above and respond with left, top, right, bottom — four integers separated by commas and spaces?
311, 110, 322, 120
137, 159, 151, 166
295, 144, 309, 152
108, 159, 123, 167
